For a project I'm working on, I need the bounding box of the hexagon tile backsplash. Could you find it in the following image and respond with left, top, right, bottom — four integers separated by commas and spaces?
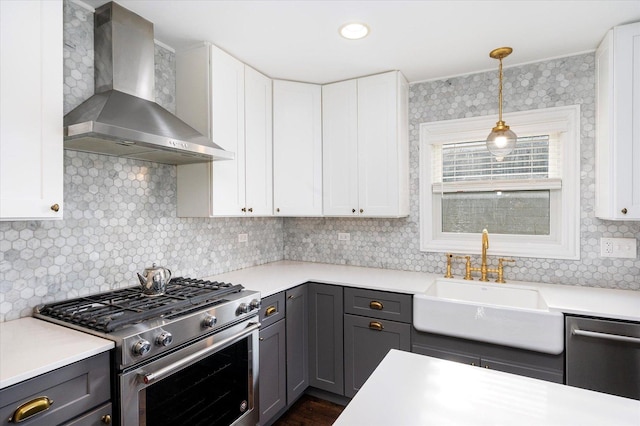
1, 0, 639, 322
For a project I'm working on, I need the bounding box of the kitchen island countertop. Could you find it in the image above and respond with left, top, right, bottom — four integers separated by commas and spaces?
334, 349, 640, 426
208, 260, 640, 322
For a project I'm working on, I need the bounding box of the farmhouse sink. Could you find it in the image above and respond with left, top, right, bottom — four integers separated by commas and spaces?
413, 278, 564, 354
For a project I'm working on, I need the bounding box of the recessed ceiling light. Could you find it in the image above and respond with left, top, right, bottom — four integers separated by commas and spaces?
339, 22, 370, 40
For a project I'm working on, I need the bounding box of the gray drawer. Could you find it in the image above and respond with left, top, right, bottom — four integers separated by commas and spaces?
344, 288, 412, 323
0, 352, 110, 426
63, 402, 112, 426
259, 292, 286, 328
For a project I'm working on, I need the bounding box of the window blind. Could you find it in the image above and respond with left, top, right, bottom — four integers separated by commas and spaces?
432, 135, 562, 193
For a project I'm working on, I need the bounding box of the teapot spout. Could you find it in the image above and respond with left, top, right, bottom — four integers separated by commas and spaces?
137, 273, 147, 287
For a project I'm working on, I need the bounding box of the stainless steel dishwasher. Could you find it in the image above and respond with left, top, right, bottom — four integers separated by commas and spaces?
566, 316, 640, 400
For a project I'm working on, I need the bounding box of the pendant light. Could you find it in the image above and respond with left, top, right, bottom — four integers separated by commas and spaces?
486, 47, 516, 158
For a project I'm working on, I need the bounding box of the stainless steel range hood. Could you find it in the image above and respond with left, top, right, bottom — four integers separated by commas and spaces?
64, 2, 233, 165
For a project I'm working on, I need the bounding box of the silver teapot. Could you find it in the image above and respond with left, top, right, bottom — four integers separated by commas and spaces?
137, 263, 172, 296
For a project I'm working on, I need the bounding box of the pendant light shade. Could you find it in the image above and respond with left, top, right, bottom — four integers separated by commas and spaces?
486, 47, 516, 158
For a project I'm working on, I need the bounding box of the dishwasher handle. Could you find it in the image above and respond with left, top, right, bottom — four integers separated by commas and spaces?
572, 328, 640, 345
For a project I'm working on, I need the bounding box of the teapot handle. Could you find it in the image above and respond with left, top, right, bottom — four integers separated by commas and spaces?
166, 268, 172, 281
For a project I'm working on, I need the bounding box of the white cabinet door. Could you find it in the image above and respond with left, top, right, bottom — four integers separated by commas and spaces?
0, 0, 63, 221
244, 66, 273, 215
177, 44, 277, 217
273, 80, 322, 216
595, 22, 640, 220
322, 72, 409, 217
210, 46, 246, 216
322, 80, 359, 216
357, 72, 409, 217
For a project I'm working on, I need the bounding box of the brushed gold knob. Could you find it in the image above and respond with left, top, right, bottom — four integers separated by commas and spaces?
101, 414, 112, 424
50, 204, 60, 212
248, 207, 253, 213
276, 208, 280, 212
359, 208, 364, 213
241, 207, 246, 212
621, 208, 628, 214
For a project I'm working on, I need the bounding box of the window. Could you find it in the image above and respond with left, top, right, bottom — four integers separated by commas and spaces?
420, 105, 580, 260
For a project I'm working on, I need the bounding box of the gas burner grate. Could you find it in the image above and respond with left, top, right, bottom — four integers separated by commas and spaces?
35, 278, 244, 332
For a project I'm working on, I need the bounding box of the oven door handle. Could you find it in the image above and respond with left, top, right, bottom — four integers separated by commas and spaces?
140, 321, 261, 385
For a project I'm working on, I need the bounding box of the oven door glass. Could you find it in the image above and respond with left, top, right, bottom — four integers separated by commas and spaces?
141, 338, 248, 426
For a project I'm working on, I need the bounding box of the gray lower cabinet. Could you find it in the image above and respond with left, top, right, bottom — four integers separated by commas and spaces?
343, 288, 412, 397
258, 292, 287, 426
412, 329, 564, 383
0, 352, 111, 426
259, 320, 286, 426
308, 282, 344, 395
286, 285, 309, 404
343, 314, 411, 397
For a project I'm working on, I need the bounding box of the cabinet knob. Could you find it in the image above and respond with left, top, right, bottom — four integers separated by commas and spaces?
360, 208, 364, 213
248, 207, 253, 213
50, 203, 60, 212
241, 207, 247, 212
621, 208, 628, 214
276, 208, 280, 213
101, 414, 112, 424
352, 208, 356, 213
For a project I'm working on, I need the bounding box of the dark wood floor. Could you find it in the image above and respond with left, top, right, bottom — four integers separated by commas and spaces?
273, 394, 345, 426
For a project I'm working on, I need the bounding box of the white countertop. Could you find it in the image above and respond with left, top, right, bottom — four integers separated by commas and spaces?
2, 260, 638, 391
0, 317, 114, 389
209, 260, 640, 321
334, 349, 640, 426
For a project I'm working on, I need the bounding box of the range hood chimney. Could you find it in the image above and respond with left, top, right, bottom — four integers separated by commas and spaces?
64, 2, 233, 165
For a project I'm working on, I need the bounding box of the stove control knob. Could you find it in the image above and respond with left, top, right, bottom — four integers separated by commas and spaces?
155, 331, 173, 347
237, 303, 249, 315
202, 315, 217, 329
132, 339, 151, 357
249, 299, 261, 311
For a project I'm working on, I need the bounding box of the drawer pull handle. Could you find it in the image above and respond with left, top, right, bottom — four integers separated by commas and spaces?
265, 306, 277, 317
369, 301, 383, 310
369, 321, 384, 331
9, 396, 53, 423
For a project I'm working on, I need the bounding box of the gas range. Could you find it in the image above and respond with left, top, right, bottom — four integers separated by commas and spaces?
34, 277, 261, 371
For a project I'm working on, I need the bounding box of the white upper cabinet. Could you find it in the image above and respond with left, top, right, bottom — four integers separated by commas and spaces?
323, 71, 409, 217
176, 44, 272, 216
0, 0, 63, 221
244, 65, 273, 216
273, 80, 322, 216
595, 22, 640, 220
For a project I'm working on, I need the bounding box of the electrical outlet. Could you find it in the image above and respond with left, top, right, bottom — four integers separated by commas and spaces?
338, 232, 350, 241
238, 233, 248, 243
600, 237, 637, 258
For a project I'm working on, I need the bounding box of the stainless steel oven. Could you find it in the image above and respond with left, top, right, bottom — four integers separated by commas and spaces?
121, 319, 260, 426
34, 277, 262, 426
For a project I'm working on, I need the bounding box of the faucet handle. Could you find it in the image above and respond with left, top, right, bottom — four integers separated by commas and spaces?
459, 255, 473, 280
496, 258, 516, 283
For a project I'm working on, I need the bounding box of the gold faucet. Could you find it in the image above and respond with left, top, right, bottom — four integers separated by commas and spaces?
442, 229, 515, 282
466, 229, 514, 282
481, 229, 489, 280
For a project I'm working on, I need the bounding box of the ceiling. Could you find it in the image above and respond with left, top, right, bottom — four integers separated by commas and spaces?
80, 0, 640, 84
